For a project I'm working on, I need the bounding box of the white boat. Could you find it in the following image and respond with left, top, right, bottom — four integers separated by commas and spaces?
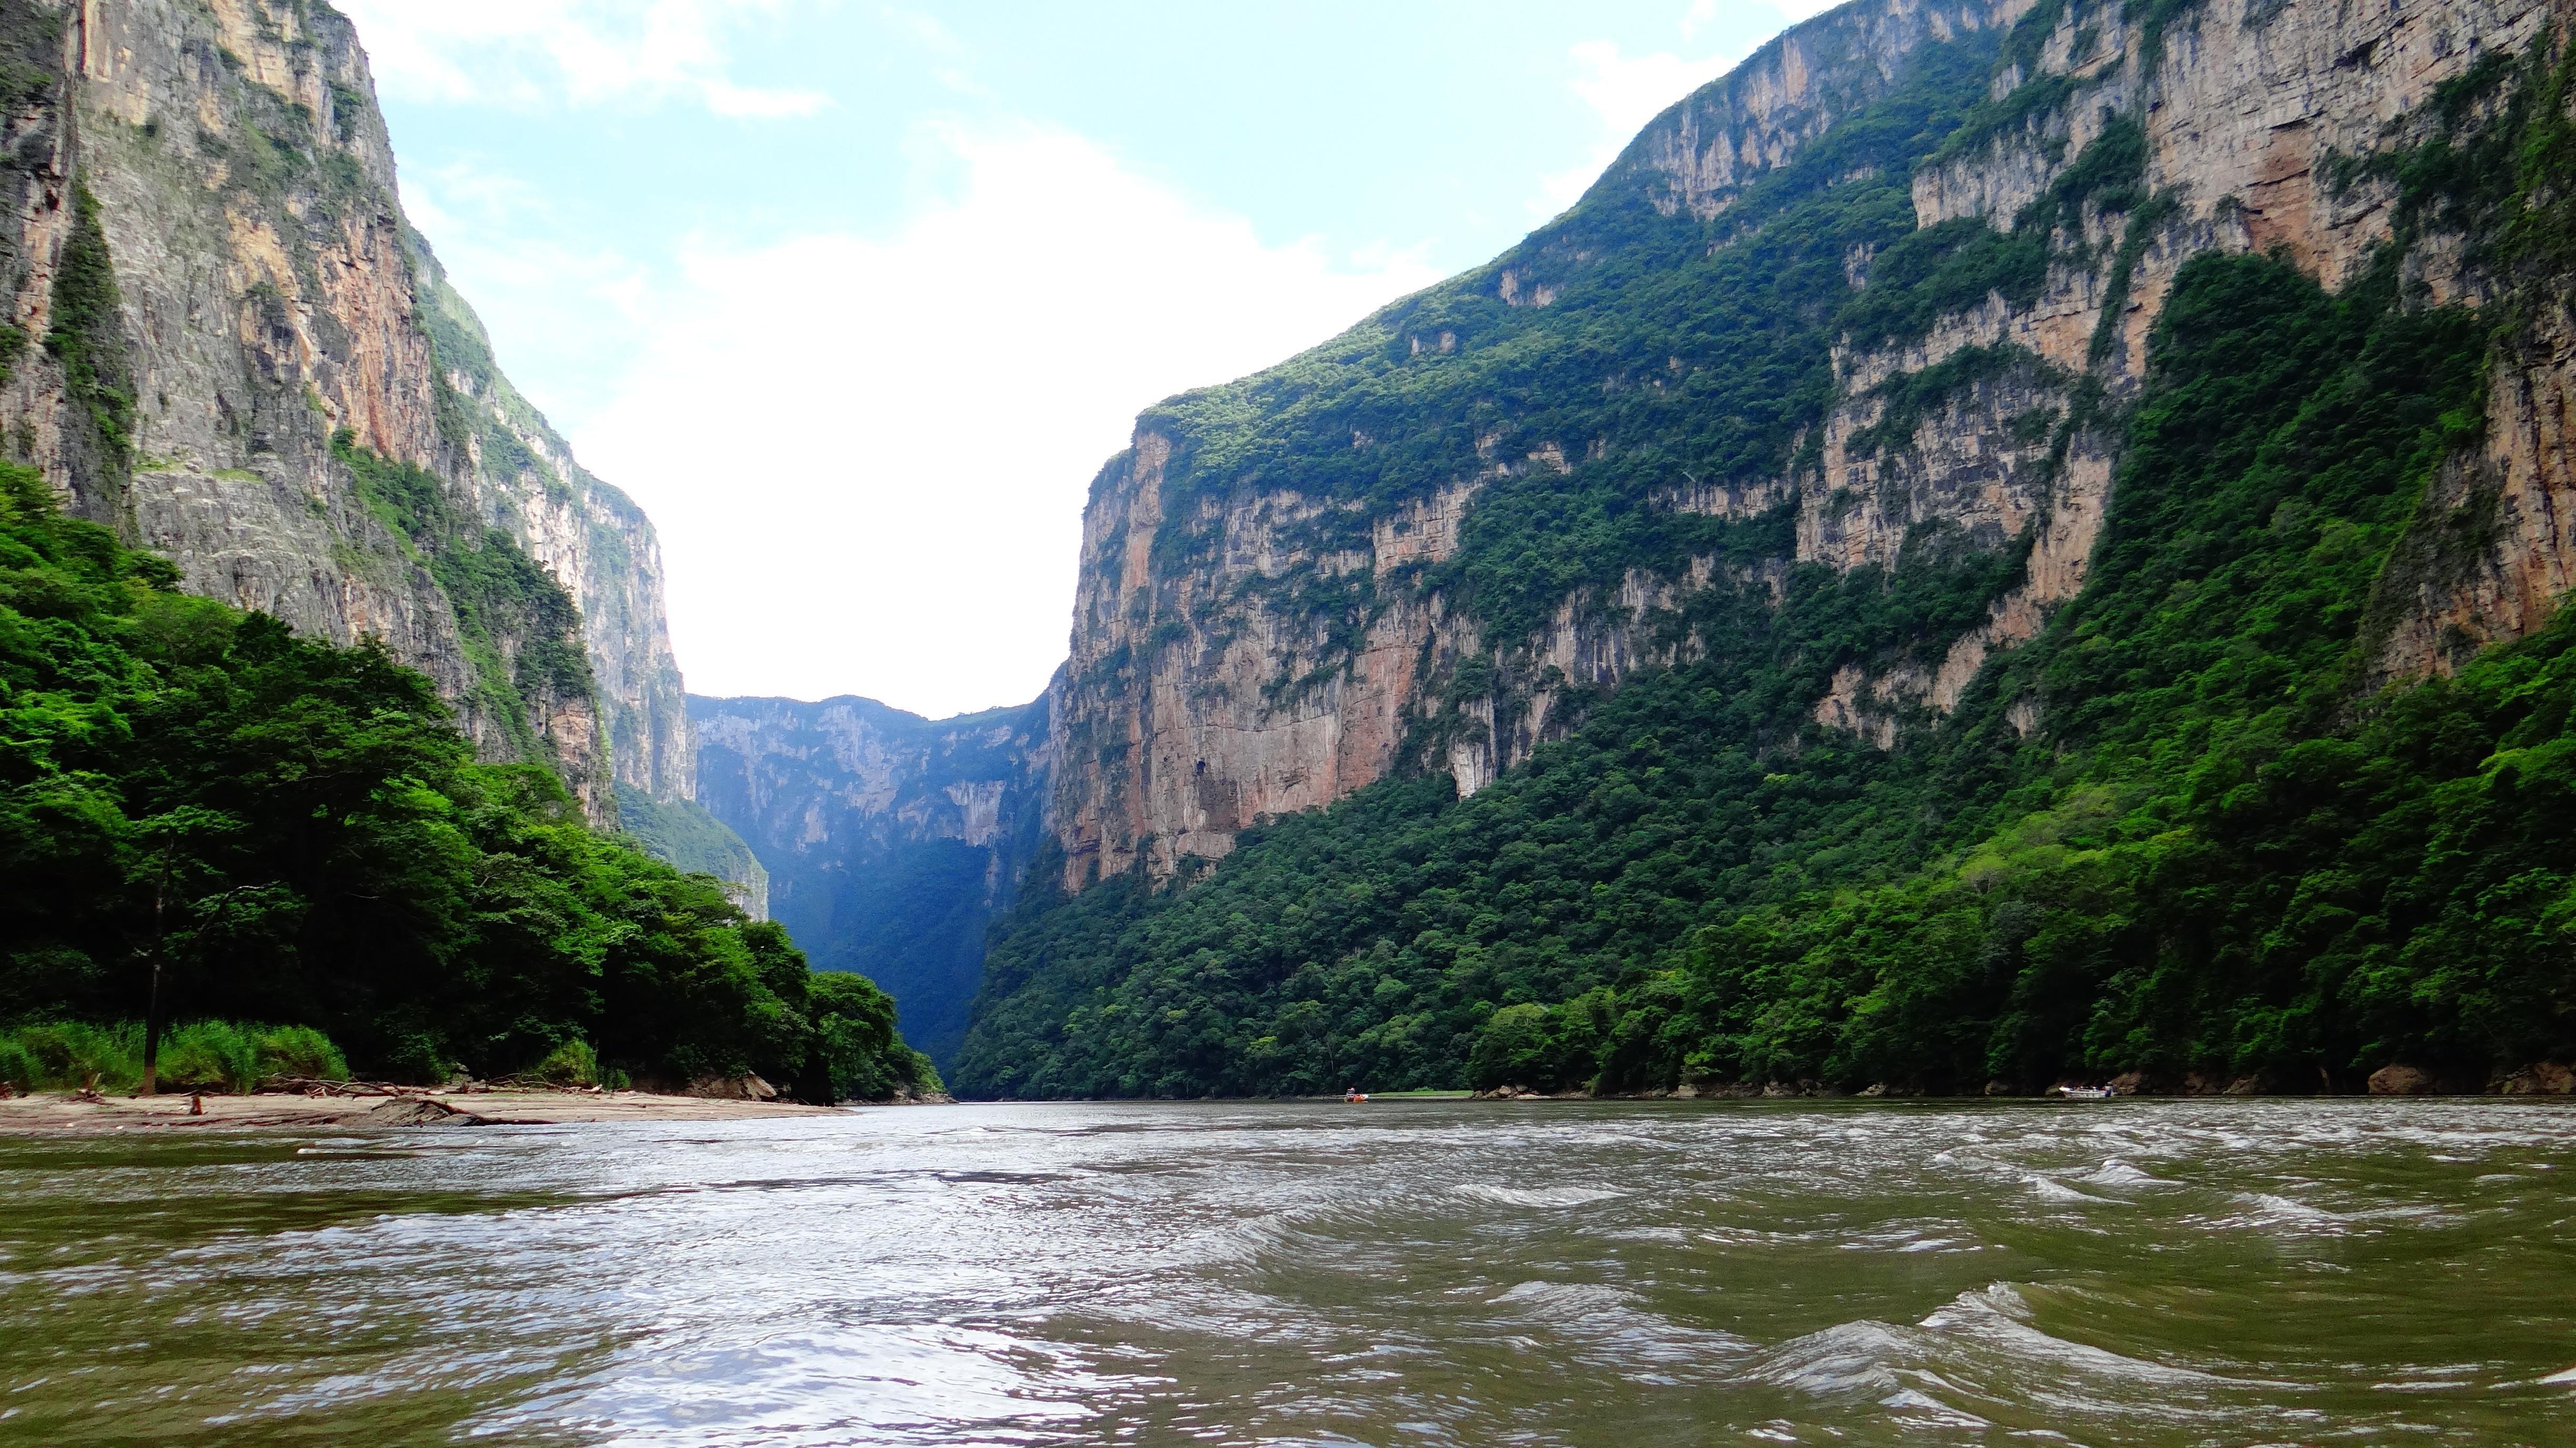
2055, 1085, 2114, 1100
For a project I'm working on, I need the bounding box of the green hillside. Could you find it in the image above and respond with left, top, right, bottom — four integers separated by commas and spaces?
0, 464, 932, 1100
954, 27, 2576, 1097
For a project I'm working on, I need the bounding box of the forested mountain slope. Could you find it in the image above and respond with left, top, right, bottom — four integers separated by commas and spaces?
0, 0, 757, 904
957, 0, 2576, 1098
0, 464, 934, 1097
0, 0, 918, 1091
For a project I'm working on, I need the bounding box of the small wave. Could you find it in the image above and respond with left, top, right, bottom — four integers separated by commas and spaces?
1453, 1183, 1627, 1208
1878, 1385, 1993, 1428
1918, 1284, 2252, 1391
1491, 1279, 1628, 1312
2024, 1175, 2121, 1205
1931, 1150, 2017, 1174
1482, 1279, 1753, 1369
1740, 1319, 1920, 1399
2078, 1159, 2169, 1186
1699, 1224, 1835, 1248
2232, 1192, 2349, 1228
1832, 1220, 1983, 1254
1595, 1224, 1689, 1244
1168, 1202, 1361, 1271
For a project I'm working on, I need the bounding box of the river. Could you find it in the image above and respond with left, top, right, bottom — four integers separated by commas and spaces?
1, 1099, 2570, 1445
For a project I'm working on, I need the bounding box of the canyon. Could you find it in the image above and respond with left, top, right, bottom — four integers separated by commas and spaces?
703, 0, 2576, 1072
692, 693, 1050, 1065
7, 0, 2571, 1085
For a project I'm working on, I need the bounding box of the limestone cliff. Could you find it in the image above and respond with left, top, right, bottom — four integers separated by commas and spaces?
1048, 0, 2570, 887
404, 236, 700, 805
692, 692, 1053, 1065
0, 0, 719, 853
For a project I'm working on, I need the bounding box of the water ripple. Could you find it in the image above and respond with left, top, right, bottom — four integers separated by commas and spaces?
0, 1098, 2569, 1445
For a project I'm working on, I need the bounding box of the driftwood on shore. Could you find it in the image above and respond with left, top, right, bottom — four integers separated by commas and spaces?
0, 1083, 840, 1136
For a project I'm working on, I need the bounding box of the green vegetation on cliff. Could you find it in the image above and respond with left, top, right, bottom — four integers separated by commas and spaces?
616, 784, 769, 913
1117, 25, 2012, 662
0, 464, 931, 1098
47, 184, 138, 477
956, 27, 2576, 1098
334, 433, 601, 788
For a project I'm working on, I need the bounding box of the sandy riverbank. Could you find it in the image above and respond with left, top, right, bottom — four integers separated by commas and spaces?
0, 1088, 846, 1134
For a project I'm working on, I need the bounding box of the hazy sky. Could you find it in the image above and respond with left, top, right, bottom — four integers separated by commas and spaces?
338, 0, 1835, 719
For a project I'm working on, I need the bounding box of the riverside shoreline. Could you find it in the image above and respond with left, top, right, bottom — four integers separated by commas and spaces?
0, 1088, 851, 1134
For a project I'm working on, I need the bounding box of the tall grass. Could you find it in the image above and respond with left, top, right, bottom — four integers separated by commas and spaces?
0, 1021, 350, 1094
530, 1039, 599, 1087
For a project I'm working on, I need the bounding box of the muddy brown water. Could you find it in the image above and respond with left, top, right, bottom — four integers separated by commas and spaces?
1, 1099, 2570, 1445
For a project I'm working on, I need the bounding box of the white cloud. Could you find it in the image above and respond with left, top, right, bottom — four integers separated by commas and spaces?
536, 123, 1440, 717
335, 0, 828, 117
398, 165, 660, 423
367, 2, 1846, 716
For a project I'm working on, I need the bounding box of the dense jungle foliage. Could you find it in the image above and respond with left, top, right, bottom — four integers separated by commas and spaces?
0, 464, 933, 1100
954, 21, 2576, 1098
616, 783, 770, 913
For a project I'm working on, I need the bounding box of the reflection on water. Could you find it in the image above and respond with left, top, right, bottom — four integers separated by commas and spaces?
2, 1099, 2571, 1446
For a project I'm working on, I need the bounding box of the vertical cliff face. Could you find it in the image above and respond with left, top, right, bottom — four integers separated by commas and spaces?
0, 0, 713, 841
1049, 0, 2037, 887
406, 239, 700, 803
1804, 0, 2559, 738
1047, 0, 2567, 888
966, 0, 2576, 1101
2367, 261, 2576, 683
4, 1, 468, 704
692, 693, 1053, 1065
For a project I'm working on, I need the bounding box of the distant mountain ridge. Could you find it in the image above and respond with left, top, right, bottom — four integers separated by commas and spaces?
691, 692, 1051, 1067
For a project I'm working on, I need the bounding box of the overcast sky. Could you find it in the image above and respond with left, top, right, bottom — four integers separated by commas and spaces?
337, 0, 1837, 719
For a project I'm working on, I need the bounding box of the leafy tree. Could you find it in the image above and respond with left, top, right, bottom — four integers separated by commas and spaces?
0, 463, 928, 1098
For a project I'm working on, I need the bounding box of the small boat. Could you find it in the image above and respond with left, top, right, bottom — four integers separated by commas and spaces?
1343, 1089, 1368, 1103
2055, 1085, 2114, 1100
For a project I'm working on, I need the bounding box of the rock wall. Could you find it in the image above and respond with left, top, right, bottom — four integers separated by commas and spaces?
1051, 435, 1464, 883
1814, 0, 2559, 737
692, 692, 1053, 1066
0, 0, 706, 827
2368, 234, 2576, 682
407, 238, 700, 803
1046, 0, 2571, 886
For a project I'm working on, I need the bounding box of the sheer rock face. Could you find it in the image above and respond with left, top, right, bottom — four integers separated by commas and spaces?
410, 243, 700, 805
691, 693, 1053, 1066
1823, 0, 2562, 738
1049, 434, 1465, 884
1621, 0, 2042, 224
1049, 0, 2569, 887
2369, 299, 2576, 682
0, 0, 699, 821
